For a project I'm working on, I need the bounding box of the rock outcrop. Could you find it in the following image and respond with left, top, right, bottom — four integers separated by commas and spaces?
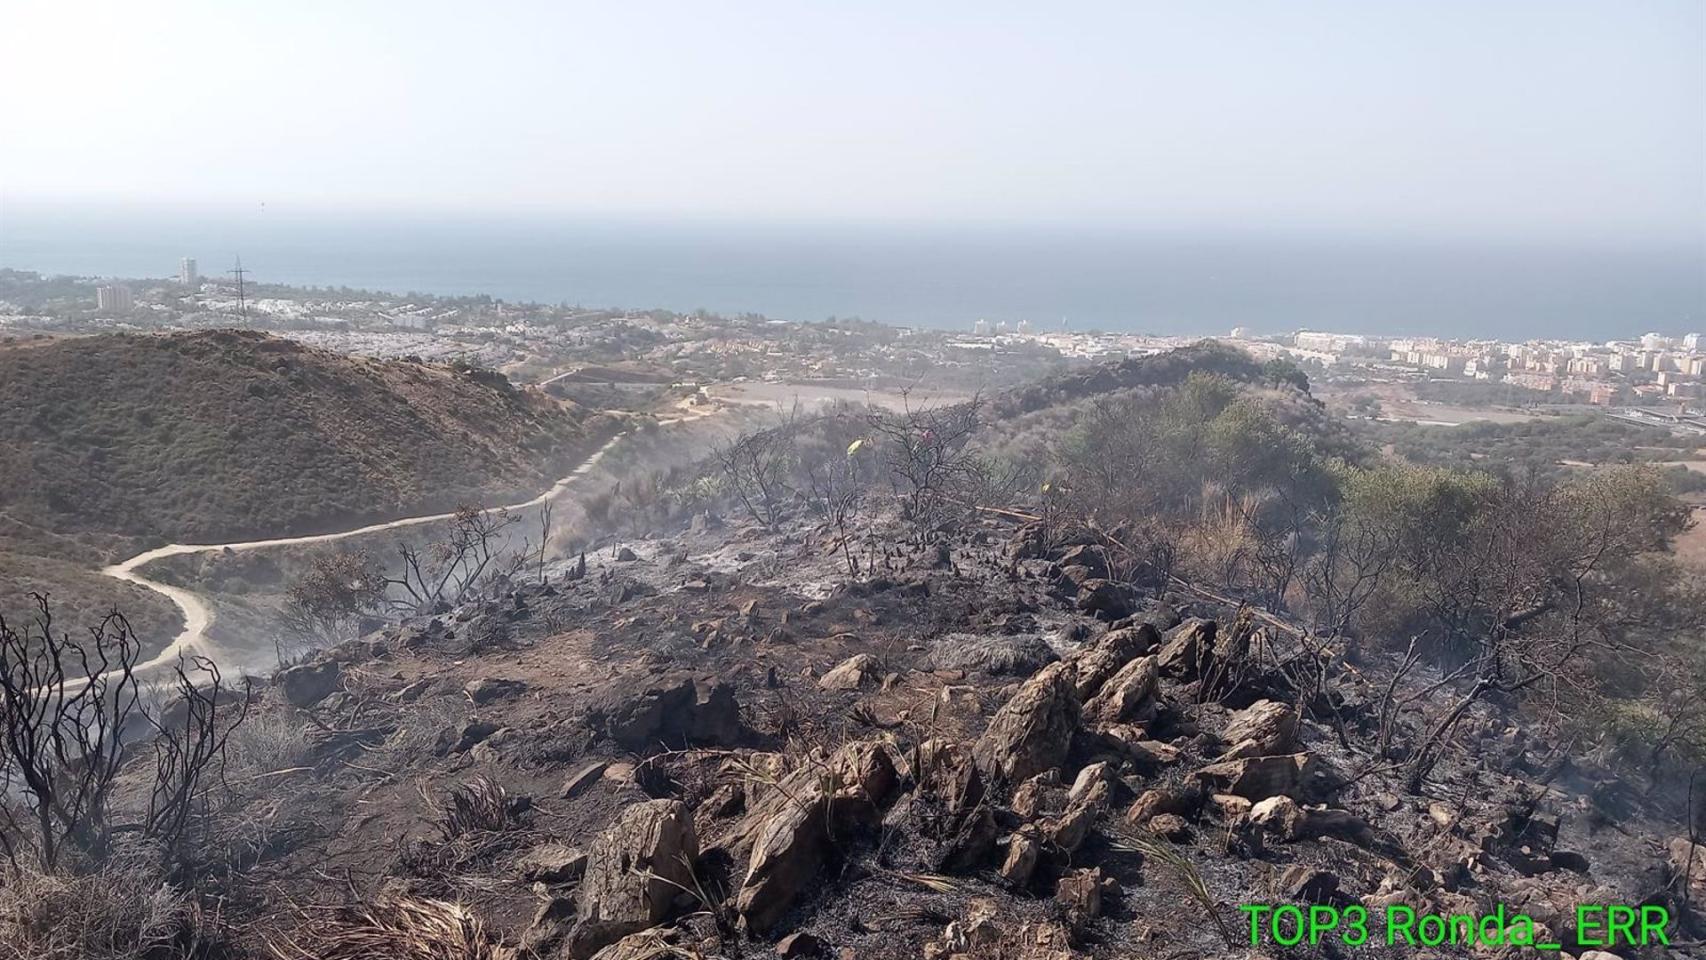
972, 662, 1080, 784
1157, 618, 1216, 679
1081, 655, 1158, 725
276, 659, 341, 708
728, 741, 898, 933
817, 653, 879, 691
569, 800, 699, 958
1220, 699, 1298, 759
586, 676, 744, 751
1195, 752, 1321, 800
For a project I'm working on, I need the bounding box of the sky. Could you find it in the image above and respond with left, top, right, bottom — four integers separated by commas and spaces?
1, 0, 1702, 246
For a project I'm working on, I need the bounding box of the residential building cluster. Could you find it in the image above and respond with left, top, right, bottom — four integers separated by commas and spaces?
1272, 328, 1706, 409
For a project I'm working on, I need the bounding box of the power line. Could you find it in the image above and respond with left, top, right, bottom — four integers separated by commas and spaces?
228, 255, 248, 320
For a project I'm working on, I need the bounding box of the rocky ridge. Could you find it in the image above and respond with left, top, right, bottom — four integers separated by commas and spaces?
198, 508, 1703, 959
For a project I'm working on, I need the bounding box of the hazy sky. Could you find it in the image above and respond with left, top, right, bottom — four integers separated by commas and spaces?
2, 1, 1702, 244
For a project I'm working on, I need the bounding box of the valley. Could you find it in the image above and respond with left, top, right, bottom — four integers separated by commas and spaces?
4, 336, 1703, 959
4, 6, 1699, 957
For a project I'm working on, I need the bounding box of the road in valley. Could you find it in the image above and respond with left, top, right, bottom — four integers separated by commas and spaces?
96, 380, 969, 681
100, 404, 714, 681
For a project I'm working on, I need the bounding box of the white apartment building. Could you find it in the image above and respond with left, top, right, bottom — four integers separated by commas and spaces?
95, 284, 133, 312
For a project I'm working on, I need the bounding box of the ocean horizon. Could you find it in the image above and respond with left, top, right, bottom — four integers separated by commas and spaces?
2, 206, 1700, 340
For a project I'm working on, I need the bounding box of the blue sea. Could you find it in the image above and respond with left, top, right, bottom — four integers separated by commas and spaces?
2, 204, 1700, 340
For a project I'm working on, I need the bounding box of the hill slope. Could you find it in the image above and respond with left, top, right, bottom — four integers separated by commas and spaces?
0, 330, 602, 546
0, 329, 607, 635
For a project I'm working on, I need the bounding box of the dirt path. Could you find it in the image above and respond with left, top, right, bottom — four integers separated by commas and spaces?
98, 380, 961, 681
102, 403, 716, 680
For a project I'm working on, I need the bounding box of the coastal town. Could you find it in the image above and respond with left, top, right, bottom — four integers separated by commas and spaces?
5, 264, 1704, 432
962, 322, 1706, 417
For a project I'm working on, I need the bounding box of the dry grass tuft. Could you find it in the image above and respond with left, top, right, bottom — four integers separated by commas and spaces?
434, 776, 518, 840
265, 898, 517, 960
0, 845, 217, 960
1107, 825, 1235, 947
225, 709, 315, 778
397, 776, 528, 880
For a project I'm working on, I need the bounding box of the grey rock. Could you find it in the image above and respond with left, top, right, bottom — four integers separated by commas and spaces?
562, 760, 611, 798
1221, 699, 1299, 759
1082, 655, 1159, 725
1158, 618, 1217, 679
1075, 579, 1136, 619
276, 659, 341, 708
972, 662, 1080, 784
1195, 753, 1321, 801
817, 653, 879, 691
465, 677, 526, 704
517, 843, 588, 883
570, 800, 698, 958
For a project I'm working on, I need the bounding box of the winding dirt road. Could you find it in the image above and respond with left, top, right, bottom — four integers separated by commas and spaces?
97, 380, 945, 680
103, 406, 711, 680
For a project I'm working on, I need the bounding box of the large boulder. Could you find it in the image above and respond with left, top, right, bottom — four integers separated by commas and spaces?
1125, 784, 1204, 826
972, 662, 1080, 784
1082, 656, 1159, 725
1007, 520, 1050, 564
1157, 619, 1216, 679
936, 803, 1000, 875
1125, 601, 1184, 634
829, 740, 900, 805
1056, 544, 1111, 580
588, 677, 696, 750
1195, 753, 1321, 801
692, 680, 742, 746
1098, 726, 1181, 770
569, 800, 698, 958
736, 786, 831, 933
517, 843, 588, 883
730, 741, 897, 933
1161, 616, 1254, 693
1076, 579, 1137, 620
1068, 761, 1116, 804
1101, 623, 1161, 657
1010, 770, 1066, 821
1220, 699, 1299, 759
1000, 829, 1042, 886
275, 659, 341, 708
817, 653, 879, 691
1041, 780, 1108, 854
1057, 564, 1099, 590
915, 739, 985, 818
1068, 624, 1159, 700
1056, 867, 1113, 919
586, 676, 742, 751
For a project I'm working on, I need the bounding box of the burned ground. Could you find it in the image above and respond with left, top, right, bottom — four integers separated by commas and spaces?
131, 501, 1705, 960
16, 344, 1702, 960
